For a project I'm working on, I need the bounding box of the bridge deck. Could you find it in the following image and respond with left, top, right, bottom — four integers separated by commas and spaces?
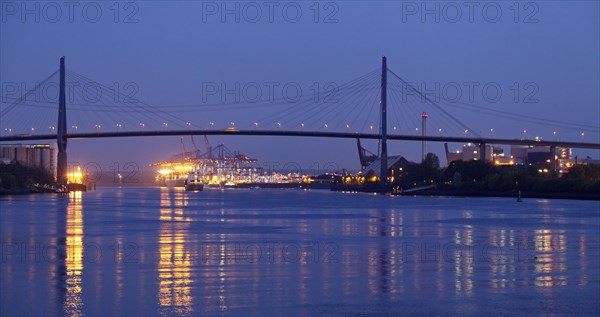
0, 130, 598, 149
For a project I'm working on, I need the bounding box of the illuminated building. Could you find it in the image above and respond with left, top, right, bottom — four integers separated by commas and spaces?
446, 144, 504, 163
151, 141, 264, 187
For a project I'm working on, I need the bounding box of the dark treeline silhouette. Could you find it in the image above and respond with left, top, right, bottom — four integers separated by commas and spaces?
0, 162, 54, 193
399, 154, 600, 194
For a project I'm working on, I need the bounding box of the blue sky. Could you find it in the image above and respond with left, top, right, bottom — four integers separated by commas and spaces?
1, 1, 599, 171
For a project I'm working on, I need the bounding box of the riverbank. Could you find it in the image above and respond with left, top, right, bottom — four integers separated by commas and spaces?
395, 189, 600, 201
0, 186, 55, 196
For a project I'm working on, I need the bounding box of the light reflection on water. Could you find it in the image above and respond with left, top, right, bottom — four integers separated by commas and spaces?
64, 191, 84, 317
158, 188, 193, 317
0, 188, 598, 316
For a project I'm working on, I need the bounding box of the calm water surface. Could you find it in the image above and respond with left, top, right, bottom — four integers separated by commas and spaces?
1, 188, 599, 316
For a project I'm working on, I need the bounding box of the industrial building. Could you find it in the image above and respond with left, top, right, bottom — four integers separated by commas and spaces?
445, 142, 588, 174
446, 143, 504, 163
0, 143, 55, 175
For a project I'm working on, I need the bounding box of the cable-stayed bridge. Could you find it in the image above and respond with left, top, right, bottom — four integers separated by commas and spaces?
1, 57, 599, 189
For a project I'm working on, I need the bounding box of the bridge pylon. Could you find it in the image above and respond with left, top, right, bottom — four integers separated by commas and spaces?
56, 57, 68, 191
380, 56, 388, 190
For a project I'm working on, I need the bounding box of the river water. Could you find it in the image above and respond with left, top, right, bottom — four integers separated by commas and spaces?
1, 188, 598, 316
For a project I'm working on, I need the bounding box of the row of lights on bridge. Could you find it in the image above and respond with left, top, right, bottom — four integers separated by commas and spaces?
30, 124, 580, 140
0, 125, 588, 140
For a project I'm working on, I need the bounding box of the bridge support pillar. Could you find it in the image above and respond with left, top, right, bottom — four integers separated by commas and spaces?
479, 142, 486, 161
56, 57, 68, 191
549, 146, 557, 171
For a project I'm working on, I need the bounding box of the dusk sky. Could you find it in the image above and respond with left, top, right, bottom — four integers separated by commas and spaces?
1, 1, 599, 171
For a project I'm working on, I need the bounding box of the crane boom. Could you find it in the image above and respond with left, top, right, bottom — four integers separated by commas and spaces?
356, 138, 378, 170
180, 137, 188, 160
190, 136, 199, 159
204, 135, 212, 159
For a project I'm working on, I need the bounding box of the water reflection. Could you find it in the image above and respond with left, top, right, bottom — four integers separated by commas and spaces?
488, 229, 516, 289
158, 188, 194, 317
453, 225, 474, 296
63, 191, 84, 317
578, 234, 588, 286
534, 229, 568, 287
2, 189, 597, 316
